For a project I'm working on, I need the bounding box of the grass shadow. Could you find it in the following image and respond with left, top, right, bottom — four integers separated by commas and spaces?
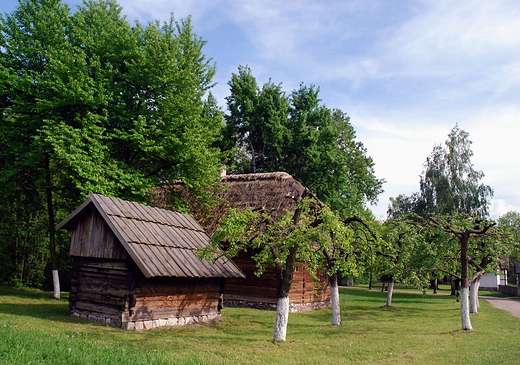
0, 286, 69, 300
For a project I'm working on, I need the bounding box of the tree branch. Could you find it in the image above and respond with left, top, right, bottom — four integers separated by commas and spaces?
468, 270, 486, 285
341, 216, 377, 241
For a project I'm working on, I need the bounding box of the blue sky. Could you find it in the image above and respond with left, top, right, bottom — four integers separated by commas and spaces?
2, 0, 520, 220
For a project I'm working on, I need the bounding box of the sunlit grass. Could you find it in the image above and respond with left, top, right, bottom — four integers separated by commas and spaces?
1, 285, 519, 364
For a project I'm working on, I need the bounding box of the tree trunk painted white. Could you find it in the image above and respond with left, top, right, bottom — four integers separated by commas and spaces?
330, 275, 341, 326
469, 277, 481, 313
52, 270, 60, 299
273, 296, 290, 342
460, 287, 473, 330
385, 280, 394, 307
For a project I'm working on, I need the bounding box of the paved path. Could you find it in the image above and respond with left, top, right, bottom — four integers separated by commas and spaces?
480, 296, 520, 319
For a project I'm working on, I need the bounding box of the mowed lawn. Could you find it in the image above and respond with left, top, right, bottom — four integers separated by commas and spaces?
0, 285, 519, 365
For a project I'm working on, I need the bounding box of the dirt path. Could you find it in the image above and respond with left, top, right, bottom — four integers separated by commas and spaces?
480, 296, 520, 319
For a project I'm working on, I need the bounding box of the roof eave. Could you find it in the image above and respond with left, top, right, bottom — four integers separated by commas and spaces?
55, 195, 93, 231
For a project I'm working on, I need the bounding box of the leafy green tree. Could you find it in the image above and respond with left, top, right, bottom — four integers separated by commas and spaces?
224, 65, 290, 173
0, 0, 77, 297
375, 219, 450, 306
386, 126, 500, 328
389, 125, 493, 218
425, 215, 511, 330
207, 197, 364, 340
0, 0, 223, 293
224, 66, 384, 217
381, 213, 511, 329
313, 215, 381, 323
498, 211, 520, 284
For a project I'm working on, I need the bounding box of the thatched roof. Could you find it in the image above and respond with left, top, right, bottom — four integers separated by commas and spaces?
57, 193, 244, 279
157, 172, 314, 235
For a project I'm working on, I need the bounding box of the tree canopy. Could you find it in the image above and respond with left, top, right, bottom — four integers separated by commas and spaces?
0, 0, 223, 289
224, 65, 384, 218
206, 196, 371, 340
385, 125, 513, 330
388, 125, 493, 219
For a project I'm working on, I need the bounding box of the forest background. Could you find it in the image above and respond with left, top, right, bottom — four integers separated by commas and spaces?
0, 0, 518, 305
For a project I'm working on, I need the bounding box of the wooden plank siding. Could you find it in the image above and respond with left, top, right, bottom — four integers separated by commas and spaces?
127, 277, 223, 322
223, 252, 331, 309
69, 207, 127, 260
69, 257, 133, 323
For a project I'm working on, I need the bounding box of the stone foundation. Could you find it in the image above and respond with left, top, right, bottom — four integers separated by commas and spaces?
224, 299, 331, 312
71, 311, 220, 330
289, 300, 331, 312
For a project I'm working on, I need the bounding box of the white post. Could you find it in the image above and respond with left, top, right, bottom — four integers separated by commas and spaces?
273, 296, 290, 342
52, 270, 60, 299
460, 287, 473, 330
331, 276, 341, 326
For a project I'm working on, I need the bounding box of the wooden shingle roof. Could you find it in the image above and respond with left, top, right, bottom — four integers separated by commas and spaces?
57, 193, 244, 279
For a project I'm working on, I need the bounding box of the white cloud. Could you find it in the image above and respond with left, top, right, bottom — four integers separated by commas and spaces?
380, 0, 520, 76
490, 199, 519, 220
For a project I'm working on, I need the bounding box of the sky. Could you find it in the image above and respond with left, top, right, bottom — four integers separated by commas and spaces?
2, 0, 520, 220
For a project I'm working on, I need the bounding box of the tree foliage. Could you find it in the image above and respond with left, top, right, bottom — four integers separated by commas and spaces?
205, 196, 372, 340
498, 211, 520, 283
388, 125, 493, 219
0, 0, 223, 288
224, 66, 384, 217
385, 125, 513, 330
379, 213, 511, 327
425, 214, 511, 330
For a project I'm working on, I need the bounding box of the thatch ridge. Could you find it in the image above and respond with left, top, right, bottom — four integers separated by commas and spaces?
196, 172, 311, 234
221, 171, 294, 182
153, 171, 318, 235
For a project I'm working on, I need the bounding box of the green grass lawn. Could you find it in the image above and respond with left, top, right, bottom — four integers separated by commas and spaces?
1, 285, 519, 365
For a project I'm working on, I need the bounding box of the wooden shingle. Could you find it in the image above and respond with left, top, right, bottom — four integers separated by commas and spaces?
57, 193, 244, 279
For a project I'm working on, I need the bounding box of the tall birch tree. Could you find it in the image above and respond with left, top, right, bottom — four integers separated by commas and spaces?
388, 125, 493, 219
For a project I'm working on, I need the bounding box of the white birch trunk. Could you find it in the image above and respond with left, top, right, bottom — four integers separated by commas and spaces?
469, 278, 481, 313
52, 270, 60, 299
460, 287, 473, 330
385, 280, 394, 307
331, 276, 341, 326
273, 296, 290, 342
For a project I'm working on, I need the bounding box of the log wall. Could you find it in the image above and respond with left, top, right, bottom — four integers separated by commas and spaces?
69, 257, 132, 327
70, 257, 225, 329
224, 252, 331, 312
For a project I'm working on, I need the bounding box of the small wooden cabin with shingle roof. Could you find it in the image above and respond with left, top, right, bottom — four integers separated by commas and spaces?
158, 172, 332, 312
57, 193, 244, 330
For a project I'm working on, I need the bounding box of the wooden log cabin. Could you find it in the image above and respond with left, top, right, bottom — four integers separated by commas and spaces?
57, 193, 244, 330
158, 172, 332, 312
